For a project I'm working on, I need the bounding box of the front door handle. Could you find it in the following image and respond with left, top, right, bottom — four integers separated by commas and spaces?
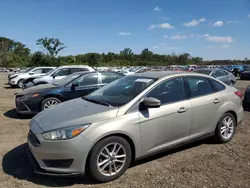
213, 98, 220, 104
178, 107, 187, 113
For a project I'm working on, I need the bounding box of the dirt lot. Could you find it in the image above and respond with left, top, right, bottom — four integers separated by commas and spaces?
0, 73, 250, 188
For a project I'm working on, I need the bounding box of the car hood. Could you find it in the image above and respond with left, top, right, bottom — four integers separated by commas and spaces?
17, 84, 57, 95
33, 98, 119, 132
34, 75, 50, 83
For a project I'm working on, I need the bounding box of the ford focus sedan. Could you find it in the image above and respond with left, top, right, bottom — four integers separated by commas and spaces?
27, 72, 243, 182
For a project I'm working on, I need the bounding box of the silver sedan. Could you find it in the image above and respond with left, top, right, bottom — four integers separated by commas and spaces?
193, 68, 236, 86
27, 71, 243, 182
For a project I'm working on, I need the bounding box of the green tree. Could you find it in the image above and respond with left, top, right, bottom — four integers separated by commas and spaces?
36, 37, 66, 57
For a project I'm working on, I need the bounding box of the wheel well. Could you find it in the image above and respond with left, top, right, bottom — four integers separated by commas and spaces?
225, 110, 237, 125
85, 133, 136, 173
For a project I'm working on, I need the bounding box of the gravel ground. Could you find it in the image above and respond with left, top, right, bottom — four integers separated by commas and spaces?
0, 73, 250, 188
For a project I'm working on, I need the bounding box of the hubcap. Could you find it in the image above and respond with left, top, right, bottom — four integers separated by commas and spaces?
43, 100, 59, 109
97, 143, 126, 176
18, 81, 23, 87
221, 116, 234, 139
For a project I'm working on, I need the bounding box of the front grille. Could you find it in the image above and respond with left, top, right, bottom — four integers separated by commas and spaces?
43, 159, 74, 168
28, 131, 41, 147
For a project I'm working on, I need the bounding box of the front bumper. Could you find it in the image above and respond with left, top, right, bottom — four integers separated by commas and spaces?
15, 96, 42, 114
8, 79, 18, 86
26, 145, 82, 177
27, 126, 91, 176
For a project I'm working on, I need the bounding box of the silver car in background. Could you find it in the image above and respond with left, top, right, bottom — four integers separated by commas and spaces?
27, 72, 243, 182
193, 68, 236, 86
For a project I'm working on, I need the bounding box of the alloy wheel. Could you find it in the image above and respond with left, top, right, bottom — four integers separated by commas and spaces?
97, 142, 126, 176
43, 99, 59, 109
220, 116, 234, 139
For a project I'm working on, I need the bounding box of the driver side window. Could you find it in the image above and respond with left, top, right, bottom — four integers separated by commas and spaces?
54, 68, 70, 76
32, 68, 43, 74
146, 77, 186, 105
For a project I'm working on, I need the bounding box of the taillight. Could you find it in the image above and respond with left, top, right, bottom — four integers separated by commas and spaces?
235, 91, 243, 99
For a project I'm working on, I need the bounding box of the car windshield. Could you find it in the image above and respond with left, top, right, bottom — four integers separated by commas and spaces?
53, 72, 82, 86
194, 69, 212, 75
85, 76, 157, 107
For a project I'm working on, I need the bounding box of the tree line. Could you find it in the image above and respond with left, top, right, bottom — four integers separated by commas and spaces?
0, 36, 249, 68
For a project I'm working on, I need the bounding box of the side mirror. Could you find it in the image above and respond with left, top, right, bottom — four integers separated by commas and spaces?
71, 82, 79, 90
29, 72, 34, 75
52, 73, 57, 79
141, 97, 161, 108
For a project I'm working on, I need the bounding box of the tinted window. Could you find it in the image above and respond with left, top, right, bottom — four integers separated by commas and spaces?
147, 78, 186, 105
70, 68, 89, 73
194, 69, 212, 75
209, 79, 226, 91
78, 73, 98, 86
101, 73, 122, 84
212, 70, 228, 77
32, 68, 43, 74
187, 77, 213, 98
54, 68, 70, 76
43, 68, 53, 73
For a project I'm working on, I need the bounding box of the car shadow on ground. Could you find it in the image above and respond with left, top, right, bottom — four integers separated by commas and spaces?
2, 138, 214, 186
3, 109, 34, 119
2, 143, 99, 187
243, 101, 250, 112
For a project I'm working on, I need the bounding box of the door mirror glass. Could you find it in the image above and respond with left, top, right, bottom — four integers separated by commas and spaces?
141, 97, 161, 108
71, 82, 79, 89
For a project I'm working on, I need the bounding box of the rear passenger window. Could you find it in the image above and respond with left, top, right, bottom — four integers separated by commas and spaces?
186, 77, 213, 98
209, 79, 226, 91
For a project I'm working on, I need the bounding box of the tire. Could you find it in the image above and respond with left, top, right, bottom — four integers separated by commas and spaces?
17, 79, 24, 88
88, 136, 132, 182
214, 113, 236, 143
41, 97, 61, 111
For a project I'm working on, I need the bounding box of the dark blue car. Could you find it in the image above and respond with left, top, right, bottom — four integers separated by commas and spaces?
15, 71, 124, 114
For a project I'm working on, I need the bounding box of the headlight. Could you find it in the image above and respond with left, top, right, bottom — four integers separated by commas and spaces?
20, 93, 39, 100
42, 124, 90, 140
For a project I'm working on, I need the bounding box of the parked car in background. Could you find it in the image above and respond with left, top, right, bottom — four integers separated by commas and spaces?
244, 85, 250, 107
8, 67, 56, 88
240, 66, 250, 80
27, 71, 243, 182
193, 68, 236, 86
118, 69, 134, 76
22, 65, 95, 89
16, 71, 123, 114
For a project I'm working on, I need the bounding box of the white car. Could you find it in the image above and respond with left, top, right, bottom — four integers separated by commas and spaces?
8, 67, 56, 88
23, 65, 95, 89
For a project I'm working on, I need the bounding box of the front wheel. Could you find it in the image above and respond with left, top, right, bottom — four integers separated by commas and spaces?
214, 113, 236, 143
41, 97, 61, 111
17, 79, 24, 88
88, 136, 132, 182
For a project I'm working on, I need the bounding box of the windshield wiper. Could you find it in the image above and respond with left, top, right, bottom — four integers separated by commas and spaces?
82, 97, 113, 107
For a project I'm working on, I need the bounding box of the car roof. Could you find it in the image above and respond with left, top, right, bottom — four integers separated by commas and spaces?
130, 71, 202, 79
58, 65, 91, 68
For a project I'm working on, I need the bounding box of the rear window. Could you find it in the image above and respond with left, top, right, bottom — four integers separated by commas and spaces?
209, 79, 226, 92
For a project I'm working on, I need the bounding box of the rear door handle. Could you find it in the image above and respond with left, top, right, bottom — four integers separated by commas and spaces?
213, 98, 220, 104
178, 107, 187, 113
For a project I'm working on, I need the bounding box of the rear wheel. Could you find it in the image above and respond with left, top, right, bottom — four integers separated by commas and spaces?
214, 113, 236, 143
88, 136, 132, 182
41, 97, 61, 111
